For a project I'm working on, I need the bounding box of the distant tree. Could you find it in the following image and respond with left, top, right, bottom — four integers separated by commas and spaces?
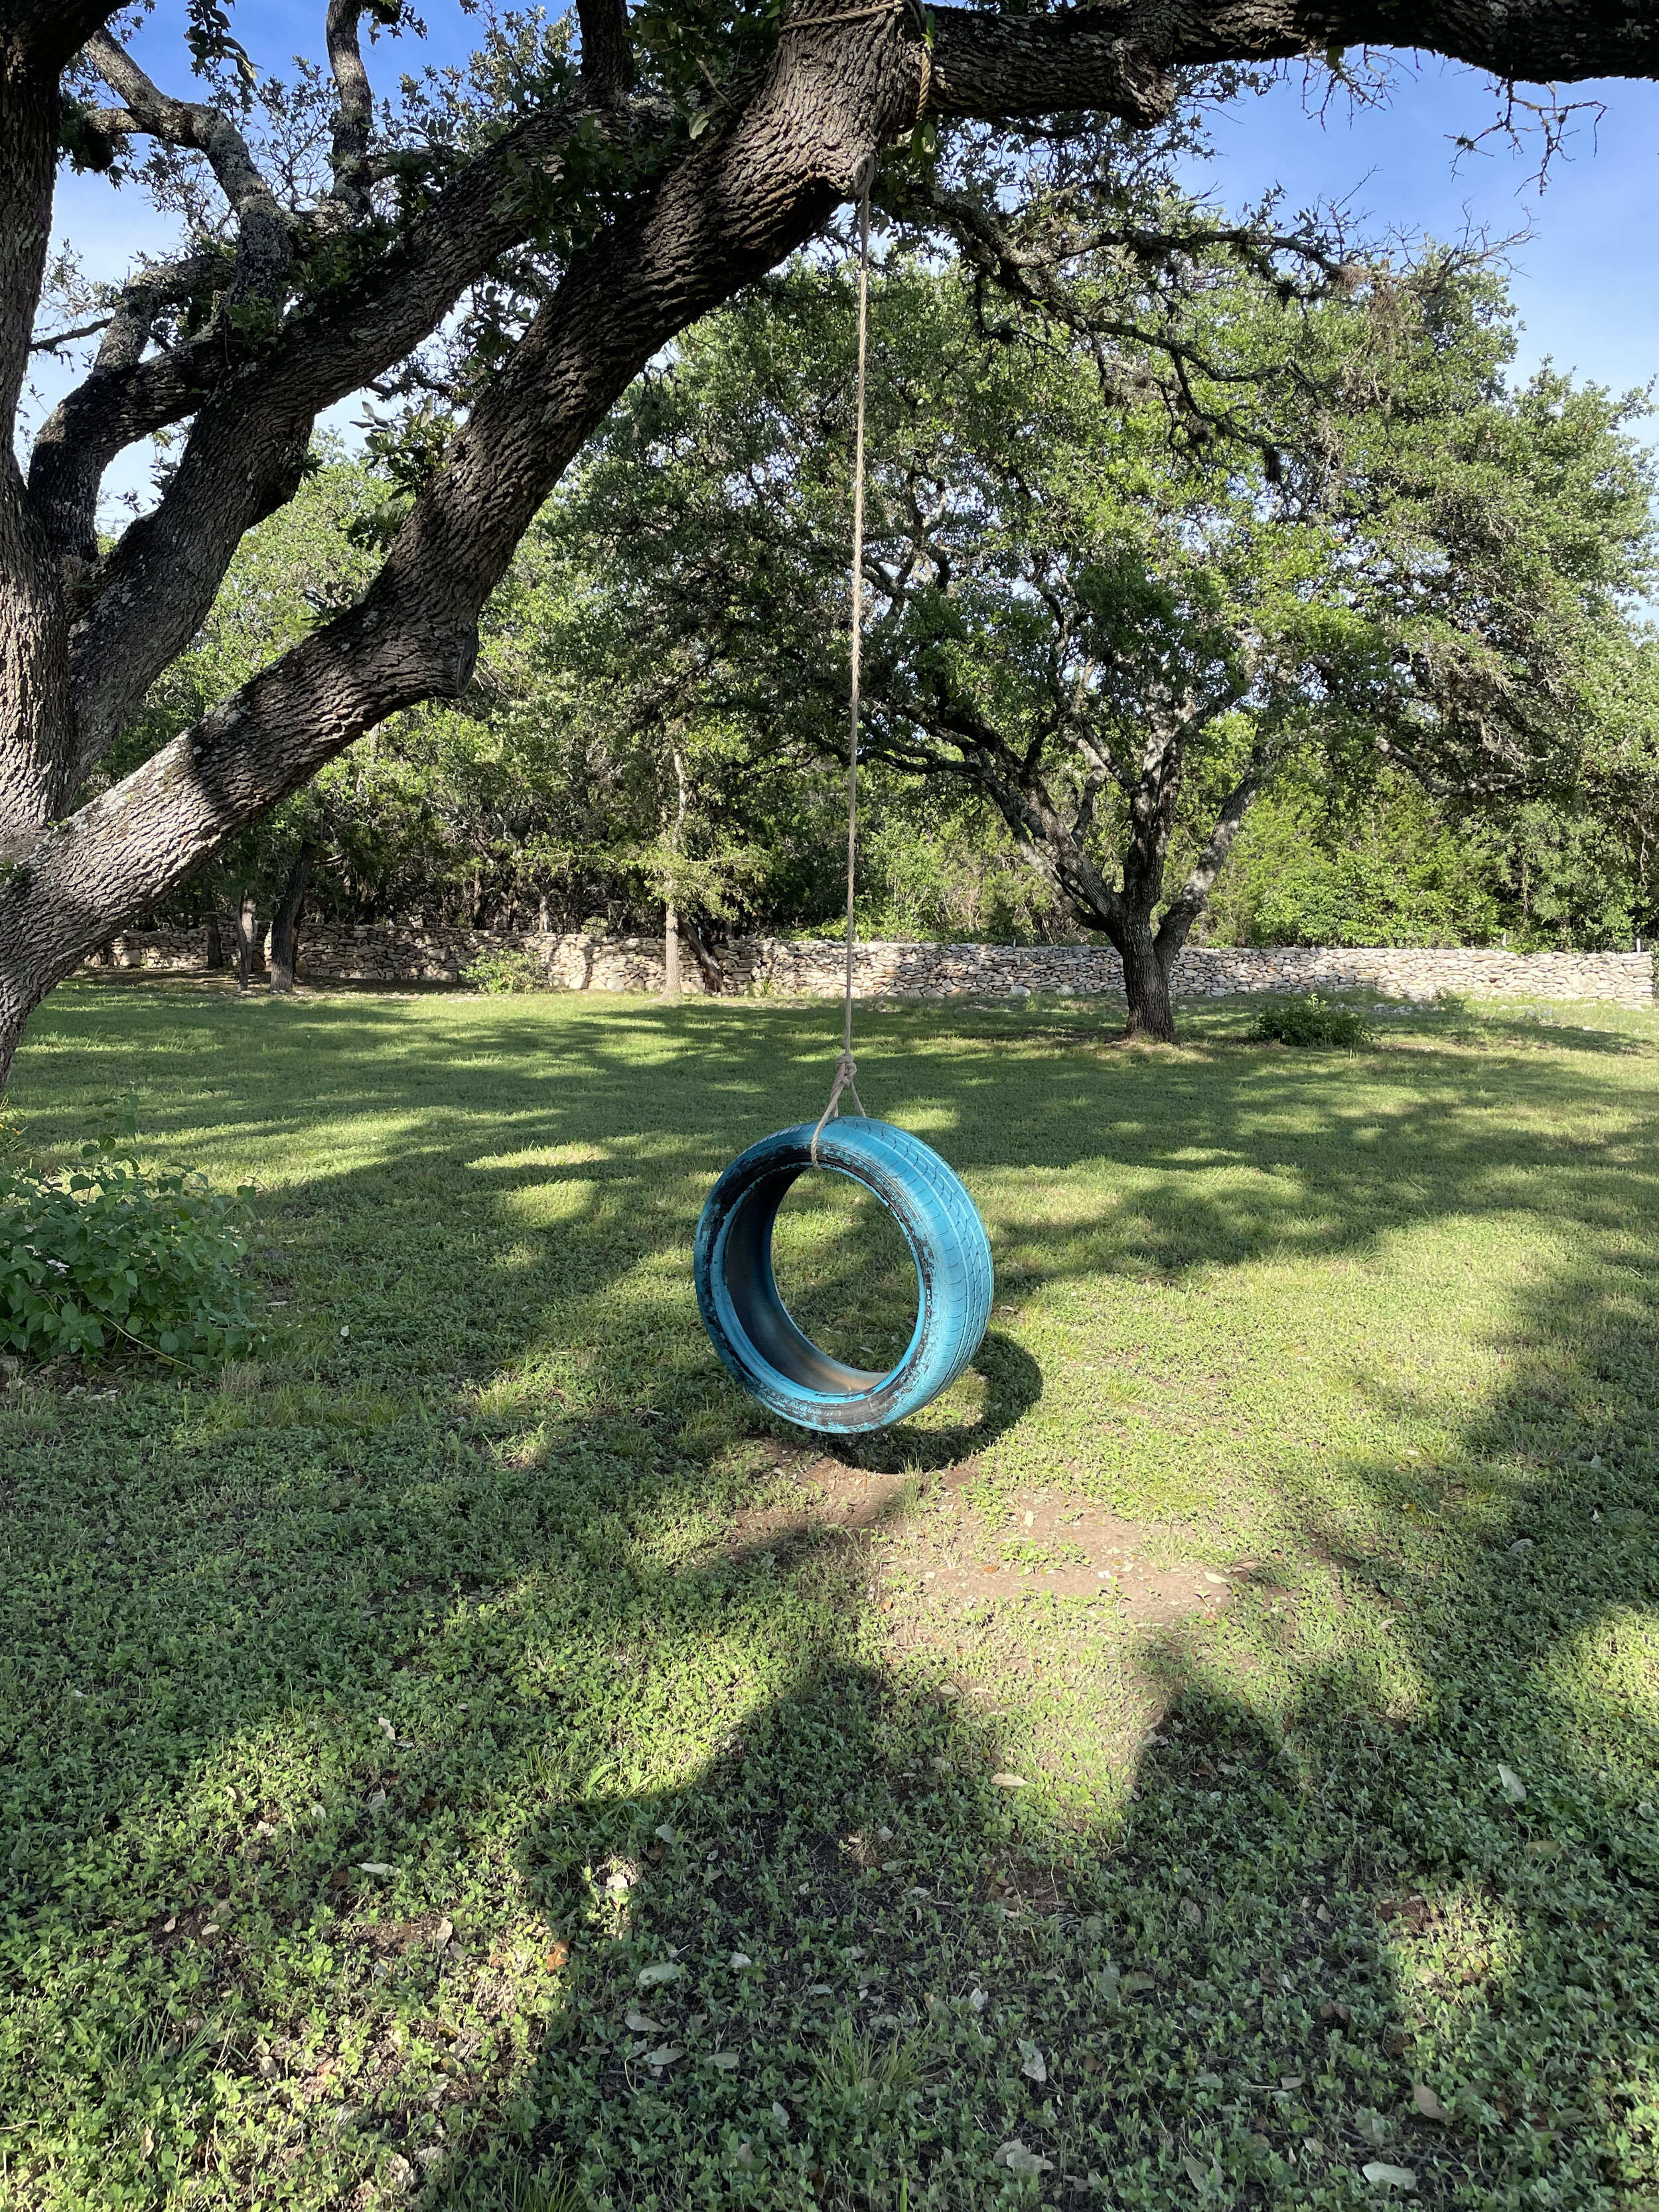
559, 231, 1655, 1035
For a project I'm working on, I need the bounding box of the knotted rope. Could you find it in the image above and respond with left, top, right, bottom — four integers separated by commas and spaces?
812, 181, 874, 1166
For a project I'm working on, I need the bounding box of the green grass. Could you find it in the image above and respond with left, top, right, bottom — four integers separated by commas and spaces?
1, 978, 1657, 2212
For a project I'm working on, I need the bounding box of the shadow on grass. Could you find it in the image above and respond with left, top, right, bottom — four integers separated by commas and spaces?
1, 987, 1655, 2208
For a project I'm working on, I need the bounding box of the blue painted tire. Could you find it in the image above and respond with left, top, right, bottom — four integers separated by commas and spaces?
694, 1116, 994, 1435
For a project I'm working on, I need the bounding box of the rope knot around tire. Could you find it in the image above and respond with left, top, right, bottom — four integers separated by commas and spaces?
694, 1115, 993, 1435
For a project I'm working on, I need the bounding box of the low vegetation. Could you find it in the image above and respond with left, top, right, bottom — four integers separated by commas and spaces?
1250, 994, 1375, 1051
1, 982, 1655, 2209
0, 1101, 262, 1369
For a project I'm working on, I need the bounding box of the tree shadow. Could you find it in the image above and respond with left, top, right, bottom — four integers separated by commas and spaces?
1, 988, 1655, 2208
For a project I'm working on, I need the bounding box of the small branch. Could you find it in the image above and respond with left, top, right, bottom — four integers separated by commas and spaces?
83, 28, 293, 289
29, 316, 115, 353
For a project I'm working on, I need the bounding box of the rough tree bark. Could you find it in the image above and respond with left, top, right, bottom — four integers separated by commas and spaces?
268, 844, 315, 993
2, 0, 1656, 1078
1118, 918, 1177, 1043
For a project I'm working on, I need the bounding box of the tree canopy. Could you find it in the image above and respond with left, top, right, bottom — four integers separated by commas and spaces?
541, 205, 1656, 1031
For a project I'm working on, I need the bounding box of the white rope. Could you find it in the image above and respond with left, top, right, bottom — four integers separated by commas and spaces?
812, 183, 873, 1167
780, 0, 904, 29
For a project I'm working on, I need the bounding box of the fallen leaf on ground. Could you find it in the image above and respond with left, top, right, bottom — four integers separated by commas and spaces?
1412, 2084, 1451, 2122
1019, 2039, 1047, 2083
990, 1773, 1027, 1789
995, 2142, 1054, 2175
1183, 2153, 1208, 2187
1362, 2162, 1417, 2190
356, 1862, 392, 1877
644, 2044, 683, 2069
708, 2051, 739, 2071
1497, 1764, 1527, 1805
638, 1962, 681, 1988
624, 2010, 660, 2033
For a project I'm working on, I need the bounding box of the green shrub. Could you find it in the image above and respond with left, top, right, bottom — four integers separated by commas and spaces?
1250, 992, 1374, 1049
463, 945, 546, 995
0, 1104, 263, 1368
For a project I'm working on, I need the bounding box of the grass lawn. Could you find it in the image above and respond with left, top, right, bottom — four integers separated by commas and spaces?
2, 979, 1656, 2212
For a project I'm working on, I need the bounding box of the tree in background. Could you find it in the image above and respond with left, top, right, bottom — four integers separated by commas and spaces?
6, 1, 1659, 1069
1204, 631, 1659, 955
551, 223, 1656, 1036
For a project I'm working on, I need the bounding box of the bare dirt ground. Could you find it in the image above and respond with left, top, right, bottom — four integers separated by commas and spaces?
727, 1451, 1262, 1629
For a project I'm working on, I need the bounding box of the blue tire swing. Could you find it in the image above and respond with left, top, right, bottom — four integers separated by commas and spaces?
694, 178, 993, 1436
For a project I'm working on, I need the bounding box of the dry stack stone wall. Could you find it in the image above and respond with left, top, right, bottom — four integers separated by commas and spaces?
86, 925, 1654, 1005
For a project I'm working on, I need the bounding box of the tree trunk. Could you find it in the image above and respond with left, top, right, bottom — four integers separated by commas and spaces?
203, 911, 226, 970
231, 891, 261, 992
268, 844, 313, 993
1119, 916, 1177, 1043
681, 913, 724, 995
663, 899, 682, 1003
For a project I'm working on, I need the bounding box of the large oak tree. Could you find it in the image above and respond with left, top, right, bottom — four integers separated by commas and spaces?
2, 0, 1656, 1077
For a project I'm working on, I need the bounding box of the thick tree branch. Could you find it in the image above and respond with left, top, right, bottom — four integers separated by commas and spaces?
0, 0, 926, 982
324, 0, 376, 219
927, 0, 1659, 125
2, 39, 76, 841
27, 248, 227, 570
3, 0, 122, 74
51, 90, 621, 753
578, 0, 634, 98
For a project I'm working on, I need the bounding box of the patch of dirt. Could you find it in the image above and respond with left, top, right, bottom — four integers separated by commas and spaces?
352, 1912, 455, 1959
727, 1455, 1259, 1631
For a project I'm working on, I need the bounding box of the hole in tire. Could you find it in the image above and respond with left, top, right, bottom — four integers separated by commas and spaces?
768, 1171, 920, 1376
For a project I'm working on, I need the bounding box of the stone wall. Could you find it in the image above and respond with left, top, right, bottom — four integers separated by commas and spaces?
85, 924, 1654, 1005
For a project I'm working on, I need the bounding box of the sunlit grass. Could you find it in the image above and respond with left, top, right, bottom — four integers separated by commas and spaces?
1, 979, 1655, 2209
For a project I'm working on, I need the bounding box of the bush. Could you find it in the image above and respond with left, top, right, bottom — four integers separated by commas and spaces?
463, 946, 547, 995
0, 1104, 263, 1368
1250, 993, 1374, 1049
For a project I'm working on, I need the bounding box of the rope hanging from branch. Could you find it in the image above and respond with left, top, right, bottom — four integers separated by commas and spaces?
812, 181, 874, 1165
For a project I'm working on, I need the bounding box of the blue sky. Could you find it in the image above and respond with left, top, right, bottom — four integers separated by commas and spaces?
27, 10, 1659, 508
